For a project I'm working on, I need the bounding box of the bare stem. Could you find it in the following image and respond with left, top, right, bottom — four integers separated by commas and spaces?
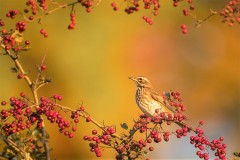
194, 9, 218, 28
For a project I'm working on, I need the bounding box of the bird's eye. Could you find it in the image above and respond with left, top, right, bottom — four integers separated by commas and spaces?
138, 78, 142, 82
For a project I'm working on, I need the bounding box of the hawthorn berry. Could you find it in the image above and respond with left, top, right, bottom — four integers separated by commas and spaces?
1, 101, 7, 106
149, 146, 154, 151
199, 120, 204, 125
79, 105, 85, 111
25, 40, 30, 45
92, 130, 97, 135
41, 65, 47, 70
69, 133, 73, 138
5, 45, 10, 50
17, 74, 24, 79
183, 9, 189, 16
86, 116, 91, 122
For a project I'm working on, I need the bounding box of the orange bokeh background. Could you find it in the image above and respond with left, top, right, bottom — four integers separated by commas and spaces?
0, 1, 239, 159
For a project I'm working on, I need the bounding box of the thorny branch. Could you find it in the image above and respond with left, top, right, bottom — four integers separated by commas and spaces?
0, 39, 50, 160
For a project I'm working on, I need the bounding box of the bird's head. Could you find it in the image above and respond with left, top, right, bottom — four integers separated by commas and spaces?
129, 76, 151, 88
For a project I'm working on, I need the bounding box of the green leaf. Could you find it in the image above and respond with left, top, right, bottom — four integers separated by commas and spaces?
164, 91, 171, 99
120, 123, 128, 130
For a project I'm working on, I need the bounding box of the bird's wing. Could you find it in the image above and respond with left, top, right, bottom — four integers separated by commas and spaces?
149, 88, 176, 113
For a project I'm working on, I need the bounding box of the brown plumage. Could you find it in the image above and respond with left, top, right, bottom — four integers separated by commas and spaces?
129, 76, 175, 117
129, 76, 193, 131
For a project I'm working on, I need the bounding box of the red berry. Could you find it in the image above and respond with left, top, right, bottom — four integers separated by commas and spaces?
74, 119, 79, 123
147, 138, 152, 143
41, 65, 47, 70
5, 45, 10, 50
17, 74, 24, 79
58, 95, 63, 100
72, 126, 77, 131
199, 120, 204, 125
183, 9, 189, 16
1, 101, 6, 105
29, 16, 34, 20
149, 146, 154, 151
181, 24, 187, 29
111, 2, 116, 7
44, 33, 48, 37
25, 40, 30, 45
64, 131, 69, 136
40, 29, 45, 34
219, 136, 224, 141
20, 92, 26, 97
79, 106, 85, 111
92, 130, 97, 135
182, 29, 187, 34
86, 8, 91, 13
86, 116, 91, 122
68, 133, 73, 138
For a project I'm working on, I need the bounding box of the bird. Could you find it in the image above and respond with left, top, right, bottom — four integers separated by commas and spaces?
129, 76, 193, 131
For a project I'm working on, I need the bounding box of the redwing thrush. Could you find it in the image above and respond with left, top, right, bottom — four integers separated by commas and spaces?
129, 76, 192, 131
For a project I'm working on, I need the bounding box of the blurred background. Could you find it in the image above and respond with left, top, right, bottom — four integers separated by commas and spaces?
0, 0, 239, 159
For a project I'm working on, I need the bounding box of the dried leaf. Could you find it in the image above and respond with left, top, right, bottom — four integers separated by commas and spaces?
234, 152, 240, 157
11, 30, 24, 43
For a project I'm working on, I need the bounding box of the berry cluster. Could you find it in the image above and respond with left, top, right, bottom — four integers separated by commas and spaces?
38, 95, 80, 138
210, 137, 227, 160
68, 13, 76, 30
83, 127, 116, 157
0, 93, 85, 139
1, 33, 16, 51
111, 2, 118, 11
38, 0, 48, 10
79, 0, 93, 13
71, 105, 85, 123
124, 0, 140, 14
25, 0, 37, 15
175, 126, 189, 138
162, 91, 185, 112
143, 16, 154, 25
6, 10, 19, 19
183, 8, 189, 16
173, 0, 194, 9
0, 94, 41, 136
40, 29, 48, 37
111, 0, 195, 30
16, 21, 27, 33
219, 0, 240, 26
0, 30, 30, 52
181, 24, 187, 34
26, 0, 47, 12
190, 128, 227, 160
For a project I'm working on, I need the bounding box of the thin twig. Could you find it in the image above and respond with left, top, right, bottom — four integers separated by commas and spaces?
28, 2, 79, 22
3, 137, 33, 160
55, 104, 121, 139
194, 9, 218, 28
34, 53, 47, 91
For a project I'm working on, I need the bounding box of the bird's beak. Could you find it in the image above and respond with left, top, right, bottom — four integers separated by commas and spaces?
129, 77, 137, 82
